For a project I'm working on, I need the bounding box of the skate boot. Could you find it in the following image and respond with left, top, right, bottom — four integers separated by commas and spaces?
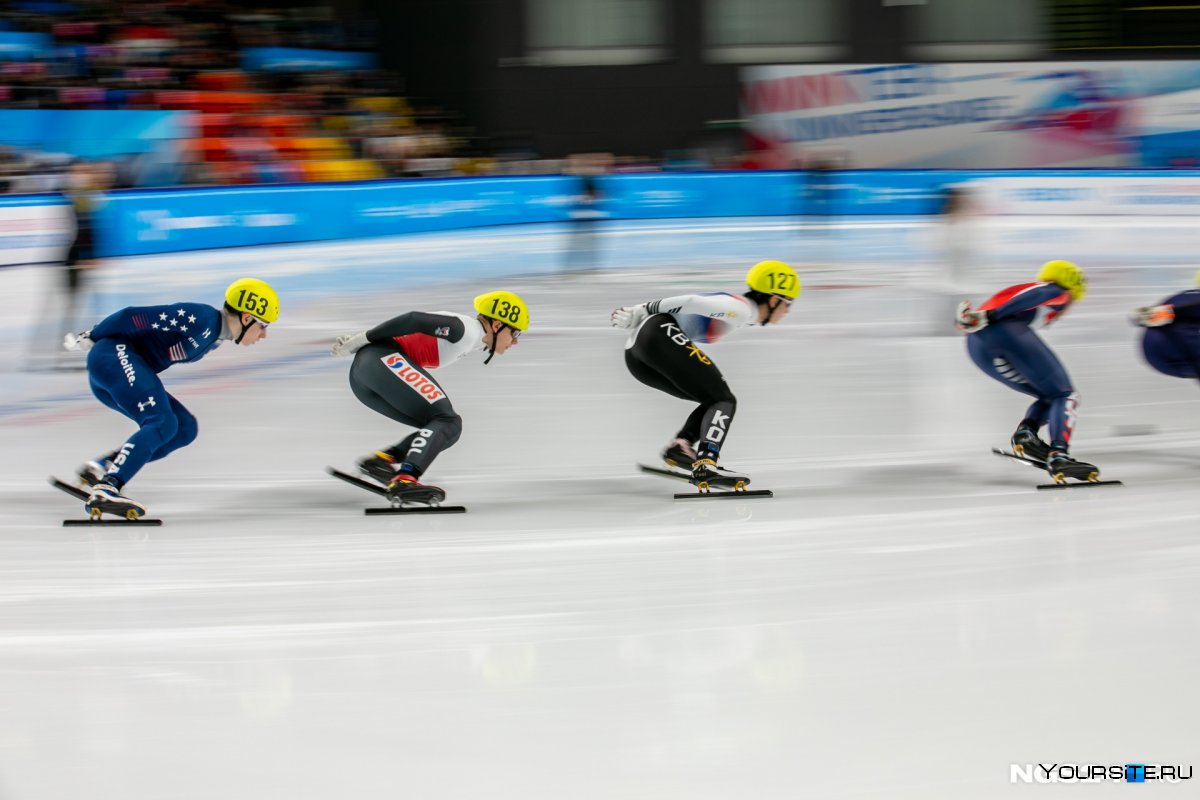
76, 454, 115, 487
385, 470, 447, 506
662, 438, 699, 469
84, 480, 147, 520
1045, 450, 1100, 484
357, 451, 398, 486
689, 457, 751, 492
1011, 425, 1050, 464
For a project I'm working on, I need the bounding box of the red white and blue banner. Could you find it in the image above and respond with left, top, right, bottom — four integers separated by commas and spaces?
742, 62, 1200, 168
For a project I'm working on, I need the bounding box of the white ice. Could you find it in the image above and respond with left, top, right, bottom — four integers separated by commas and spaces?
0, 216, 1197, 798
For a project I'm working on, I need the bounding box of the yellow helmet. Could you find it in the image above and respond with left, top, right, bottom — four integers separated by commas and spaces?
474, 290, 529, 331
1194, 269, 1200, 286
746, 260, 801, 299
1036, 260, 1086, 302
225, 278, 280, 323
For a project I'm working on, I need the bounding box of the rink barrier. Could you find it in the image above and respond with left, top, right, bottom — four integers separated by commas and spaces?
6, 169, 1200, 259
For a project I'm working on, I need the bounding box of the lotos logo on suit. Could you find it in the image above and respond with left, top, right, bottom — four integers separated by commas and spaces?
381, 354, 445, 403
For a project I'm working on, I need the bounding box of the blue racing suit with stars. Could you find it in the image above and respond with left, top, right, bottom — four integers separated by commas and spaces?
86, 303, 224, 487
965, 282, 1078, 450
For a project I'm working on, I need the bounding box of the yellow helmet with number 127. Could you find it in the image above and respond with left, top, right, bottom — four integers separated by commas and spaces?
746, 260, 801, 299
474, 290, 530, 331
225, 278, 280, 323
1036, 260, 1086, 302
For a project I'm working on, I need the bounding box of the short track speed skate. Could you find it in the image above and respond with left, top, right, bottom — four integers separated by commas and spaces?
49, 477, 163, 526
991, 448, 1123, 490
637, 462, 773, 501
327, 467, 466, 514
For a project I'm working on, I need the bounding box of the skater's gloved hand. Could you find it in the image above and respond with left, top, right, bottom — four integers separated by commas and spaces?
955, 301, 989, 334
63, 330, 93, 352
1133, 304, 1175, 327
610, 305, 648, 329
331, 331, 369, 356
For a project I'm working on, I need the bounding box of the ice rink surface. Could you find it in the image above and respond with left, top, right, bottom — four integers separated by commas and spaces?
1, 216, 1198, 798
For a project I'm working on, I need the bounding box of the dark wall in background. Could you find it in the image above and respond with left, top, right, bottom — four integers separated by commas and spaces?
362, 0, 941, 159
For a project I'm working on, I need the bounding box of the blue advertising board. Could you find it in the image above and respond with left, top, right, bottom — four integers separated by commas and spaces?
0, 110, 193, 158
242, 47, 377, 72
0, 168, 1181, 258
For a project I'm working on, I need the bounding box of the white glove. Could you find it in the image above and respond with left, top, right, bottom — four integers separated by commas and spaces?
610, 305, 648, 329
331, 331, 370, 356
1133, 304, 1175, 328
955, 301, 989, 334
63, 330, 93, 352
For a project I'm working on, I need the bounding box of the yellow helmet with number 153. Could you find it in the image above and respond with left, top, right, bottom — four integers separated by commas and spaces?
474, 290, 529, 331
746, 260, 801, 299
225, 278, 280, 323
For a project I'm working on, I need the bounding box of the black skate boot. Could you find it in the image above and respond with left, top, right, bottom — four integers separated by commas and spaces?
1045, 450, 1100, 484
662, 438, 699, 469
84, 480, 147, 520
1011, 425, 1050, 464
386, 471, 447, 506
689, 457, 751, 491
357, 451, 398, 486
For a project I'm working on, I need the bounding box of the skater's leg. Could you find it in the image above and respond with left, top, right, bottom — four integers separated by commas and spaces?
625, 315, 736, 459
350, 344, 460, 476
989, 326, 1076, 450
86, 341, 181, 487
148, 395, 198, 462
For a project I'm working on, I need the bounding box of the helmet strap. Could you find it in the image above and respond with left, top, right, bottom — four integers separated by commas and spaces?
234, 313, 254, 344
481, 317, 498, 365
762, 296, 782, 326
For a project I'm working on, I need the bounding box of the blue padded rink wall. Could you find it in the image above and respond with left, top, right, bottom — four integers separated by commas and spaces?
0, 208, 1197, 797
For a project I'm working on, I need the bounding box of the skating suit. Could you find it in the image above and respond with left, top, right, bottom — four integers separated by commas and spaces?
86, 303, 224, 486
966, 282, 1078, 449
348, 311, 483, 475
1141, 288, 1200, 379
624, 292, 758, 458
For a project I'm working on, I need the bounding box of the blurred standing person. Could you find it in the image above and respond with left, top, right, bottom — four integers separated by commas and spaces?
563, 154, 609, 272
31, 160, 112, 370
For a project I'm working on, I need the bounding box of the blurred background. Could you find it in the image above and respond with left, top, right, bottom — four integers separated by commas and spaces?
4, 5, 1200, 799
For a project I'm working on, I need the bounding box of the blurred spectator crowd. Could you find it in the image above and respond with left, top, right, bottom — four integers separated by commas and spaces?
0, 0, 793, 193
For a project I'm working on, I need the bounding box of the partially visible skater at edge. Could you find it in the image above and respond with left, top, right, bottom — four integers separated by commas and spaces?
63, 278, 279, 518
1133, 270, 1200, 386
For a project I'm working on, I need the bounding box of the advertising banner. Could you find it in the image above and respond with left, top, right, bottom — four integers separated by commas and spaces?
742, 62, 1200, 168
0, 196, 73, 267
96, 176, 579, 257
242, 47, 377, 72
0, 110, 194, 158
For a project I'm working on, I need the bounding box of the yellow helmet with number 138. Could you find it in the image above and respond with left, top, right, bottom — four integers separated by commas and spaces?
474, 290, 529, 332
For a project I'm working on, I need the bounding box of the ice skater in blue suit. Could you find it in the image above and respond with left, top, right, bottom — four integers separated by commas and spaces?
1134, 273, 1200, 383
957, 260, 1102, 482
63, 278, 279, 518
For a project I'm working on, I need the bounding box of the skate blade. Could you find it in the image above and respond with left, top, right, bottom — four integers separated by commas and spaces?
365, 505, 467, 515
674, 489, 773, 500
1036, 480, 1123, 491
64, 517, 163, 526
